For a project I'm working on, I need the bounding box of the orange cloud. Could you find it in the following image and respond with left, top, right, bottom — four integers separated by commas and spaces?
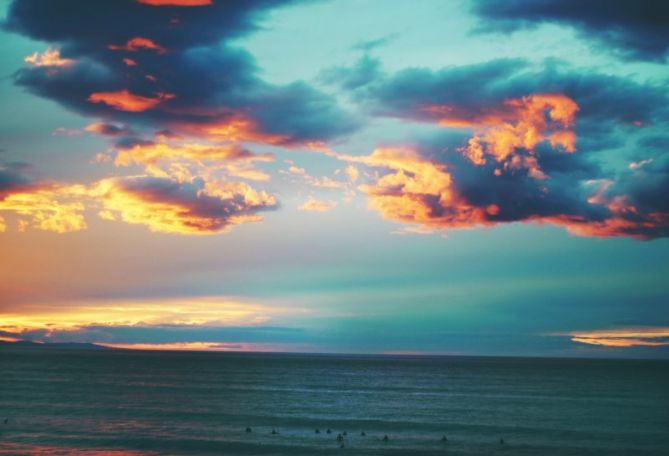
137, 0, 212, 5
338, 145, 668, 239
114, 142, 274, 182
344, 165, 359, 182
177, 116, 291, 145
548, 180, 669, 240
123, 57, 137, 66
548, 212, 669, 240
92, 176, 277, 234
24, 48, 74, 67
84, 122, 128, 136
563, 328, 669, 347
298, 197, 337, 212
571, 337, 669, 347
88, 90, 175, 112
426, 93, 578, 177
1, 164, 276, 236
0, 296, 296, 333
306, 175, 345, 189
280, 164, 347, 190
99, 342, 297, 352
0, 184, 88, 233
108, 37, 167, 54
341, 147, 492, 230
628, 158, 653, 170
0, 296, 315, 351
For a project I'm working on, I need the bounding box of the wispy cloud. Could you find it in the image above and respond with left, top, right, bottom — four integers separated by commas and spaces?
298, 197, 337, 212
0, 295, 317, 349
554, 328, 669, 347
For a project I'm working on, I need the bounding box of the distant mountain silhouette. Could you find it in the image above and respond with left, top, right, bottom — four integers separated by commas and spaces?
0, 340, 114, 350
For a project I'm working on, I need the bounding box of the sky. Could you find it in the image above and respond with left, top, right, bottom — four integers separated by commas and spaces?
0, 0, 668, 358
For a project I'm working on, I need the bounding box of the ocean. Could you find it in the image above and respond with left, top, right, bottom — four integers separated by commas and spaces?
1, 347, 668, 455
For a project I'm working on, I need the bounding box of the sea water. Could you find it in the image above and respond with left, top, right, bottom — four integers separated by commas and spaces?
1, 347, 668, 455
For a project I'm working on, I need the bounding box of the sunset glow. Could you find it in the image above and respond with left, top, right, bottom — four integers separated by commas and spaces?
1, 0, 668, 358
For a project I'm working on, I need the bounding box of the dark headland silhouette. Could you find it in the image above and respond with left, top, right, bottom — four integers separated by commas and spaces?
0, 340, 113, 350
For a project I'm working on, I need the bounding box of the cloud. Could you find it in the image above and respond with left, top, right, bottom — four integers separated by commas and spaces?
137, 0, 213, 6
88, 89, 175, 112
23, 48, 73, 67
571, 150, 669, 238
1, 157, 278, 235
0, 163, 88, 233
470, 0, 669, 61
7, 0, 355, 146
0, 295, 303, 330
0, 184, 88, 233
93, 175, 277, 234
0, 162, 32, 196
280, 163, 348, 190
85, 122, 131, 137
559, 327, 669, 347
352, 33, 400, 52
342, 146, 496, 231
339, 57, 668, 135
339, 137, 669, 239
107, 37, 167, 53
113, 141, 274, 182
8, 324, 308, 348
99, 341, 303, 352
440, 93, 578, 179
0, 295, 312, 349
323, 57, 669, 239
298, 197, 337, 212
319, 54, 383, 91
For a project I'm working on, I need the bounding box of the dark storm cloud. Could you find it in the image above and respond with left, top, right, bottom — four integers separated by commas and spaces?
470, 0, 669, 62
5, 0, 356, 145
